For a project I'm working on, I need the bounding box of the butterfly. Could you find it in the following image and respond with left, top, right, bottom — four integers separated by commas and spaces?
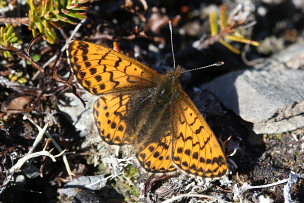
67, 40, 228, 178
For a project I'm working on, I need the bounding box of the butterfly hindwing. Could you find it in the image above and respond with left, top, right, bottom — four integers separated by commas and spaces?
94, 91, 177, 173
137, 133, 177, 173
67, 41, 159, 95
93, 93, 134, 145
172, 92, 228, 177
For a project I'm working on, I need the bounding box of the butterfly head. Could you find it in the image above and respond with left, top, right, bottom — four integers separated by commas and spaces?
153, 66, 185, 103
166, 65, 184, 81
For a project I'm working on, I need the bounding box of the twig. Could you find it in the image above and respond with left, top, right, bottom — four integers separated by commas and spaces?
26, 34, 43, 56
8, 150, 58, 174
0, 34, 87, 108
25, 115, 49, 154
233, 178, 288, 201
44, 132, 75, 178
24, 115, 75, 178
241, 179, 288, 190
0, 149, 63, 195
0, 17, 29, 26
64, 19, 87, 50
0, 45, 45, 73
233, 172, 304, 202
161, 193, 224, 203
42, 19, 86, 69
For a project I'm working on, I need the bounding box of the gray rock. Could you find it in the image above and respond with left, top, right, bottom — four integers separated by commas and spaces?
58, 175, 107, 198
202, 43, 304, 134
255, 42, 304, 71
58, 92, 99, 137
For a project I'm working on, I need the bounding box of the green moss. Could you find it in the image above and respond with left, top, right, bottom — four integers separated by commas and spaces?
124, 164, 140, 182
111, 164, 141, 202
114, 176, 140, 203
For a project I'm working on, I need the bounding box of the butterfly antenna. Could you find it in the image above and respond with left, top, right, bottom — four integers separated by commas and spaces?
183, 61, 224, 73
169, 21, 176, 69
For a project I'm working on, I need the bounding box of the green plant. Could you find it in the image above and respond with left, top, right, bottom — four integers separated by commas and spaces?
0, 0, 7, 8
209, 5, 259, 54
0, 24, 22, 58
28, 0, 89, 44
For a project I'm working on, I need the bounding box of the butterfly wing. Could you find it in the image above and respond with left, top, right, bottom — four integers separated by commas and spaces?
93, 92, 135, 145
94, 89, 176, 171
172, 91, 228, 177
67, 41, 159, 95
68, 40, 227, 176
94, 90, 176, 174
137, 133, 177, 173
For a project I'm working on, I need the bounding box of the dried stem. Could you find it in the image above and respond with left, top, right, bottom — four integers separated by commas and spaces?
0, 17, 30, 26
0, 45, 45, 73
24, 115, 75, 178
161, 193, 224, 203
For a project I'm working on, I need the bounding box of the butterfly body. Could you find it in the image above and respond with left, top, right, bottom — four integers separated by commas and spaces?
124, 68, 183, 149
67, 41, 228, 177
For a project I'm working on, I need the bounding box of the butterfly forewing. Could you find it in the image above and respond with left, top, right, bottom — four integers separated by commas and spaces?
67, 41, 159, 95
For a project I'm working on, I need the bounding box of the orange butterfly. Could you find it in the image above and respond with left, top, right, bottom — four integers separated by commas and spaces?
67, 41, 228, 177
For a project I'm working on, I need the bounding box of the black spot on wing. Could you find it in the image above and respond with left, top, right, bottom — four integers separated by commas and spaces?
195, 126, 203, 134
95, 75, 102, 82
79, 71, 86, 79
100, 84, 106, 90
148, 146, 155, 152
77, 42, 89, 55
153, 151, 160, 158
114, 57, 122, 68
90, 68, 97, 75
85, 62, 91, 67
98, 51, 110, 65
83, 55, 88, 61
109, 71, 119, 88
